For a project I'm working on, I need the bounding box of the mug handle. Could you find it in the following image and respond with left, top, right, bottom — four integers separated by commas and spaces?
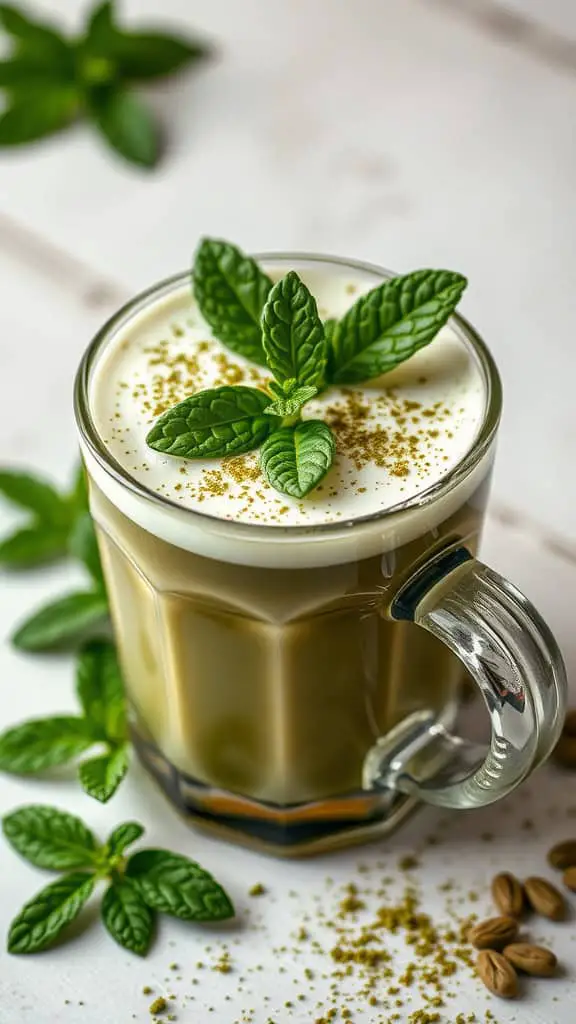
363, 549, 567, 809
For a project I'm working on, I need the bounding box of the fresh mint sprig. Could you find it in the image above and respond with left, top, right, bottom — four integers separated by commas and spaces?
0, 1, 211, 167
3, 805, 234, 955
0, 640, 129, 803
146, 237, 468, 500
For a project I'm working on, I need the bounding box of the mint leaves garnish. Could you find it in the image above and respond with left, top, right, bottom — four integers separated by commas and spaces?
329, 269, 468, 384
3, 805, 234, 955
193, 238, 273, 365
0, 640, 129, 803
0, 1, 210, 167
146, 237, 468, 500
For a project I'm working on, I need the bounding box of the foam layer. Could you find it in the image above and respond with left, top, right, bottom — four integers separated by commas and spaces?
82, 258, 493, 567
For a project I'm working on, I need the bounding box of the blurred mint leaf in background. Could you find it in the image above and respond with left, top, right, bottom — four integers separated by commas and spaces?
0, 0, 211, 167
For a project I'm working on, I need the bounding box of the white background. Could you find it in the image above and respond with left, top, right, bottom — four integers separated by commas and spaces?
1, 1, 576, 1021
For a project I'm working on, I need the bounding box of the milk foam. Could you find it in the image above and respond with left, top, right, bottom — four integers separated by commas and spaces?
82, 258, 492, 568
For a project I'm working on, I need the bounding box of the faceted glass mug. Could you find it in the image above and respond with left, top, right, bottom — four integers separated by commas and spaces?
74, 255, 567, 856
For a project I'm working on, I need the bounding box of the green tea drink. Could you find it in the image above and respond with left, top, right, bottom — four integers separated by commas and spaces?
83, 256, 490, 852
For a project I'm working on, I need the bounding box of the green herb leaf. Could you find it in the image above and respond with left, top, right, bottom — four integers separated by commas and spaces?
78, 744, 129, 803
193, 238, 273, 365
0, 4, 68, 53
89, 86, 160, 168
146, 385, 275, 459
106, 822, 144, 857
0, 717, 94, 774
85, 0, 114, 49
101, 877, 154, 956
330, 269, 468, 384
324, 317, 337, 380
0, 525, 69, 568
109, 33, 208, 82
68, 513, 104, 588
264, 384, 318, 418
260, 420, 336, 498
76, 640, 127, 744
11, 591, 109, 652
262, 270, 327, 390
3, 805, 97, 871
0, 470, 66, 523
0, 86, 77, 146
127, 849, 234, 922
68, 462, 89, 516
7, 871, 95, 954
324, 318, 337, 340
0, 56, 66, 87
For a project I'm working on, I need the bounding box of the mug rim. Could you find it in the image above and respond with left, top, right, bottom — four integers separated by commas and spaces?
74, 252, 502, 540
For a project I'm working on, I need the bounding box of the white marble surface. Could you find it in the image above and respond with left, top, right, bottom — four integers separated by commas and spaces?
1, 1, 576, 1021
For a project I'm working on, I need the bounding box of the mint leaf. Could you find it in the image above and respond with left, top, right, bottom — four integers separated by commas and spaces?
12, 591, 109, 652
78, 744, 129, 803
0, 525, 69, 568
76, 641, 127, 744
0, 717, 94, 774
68, 462, 89, 516
3, 805, 97, 871
324, 318, 337, 340
7, 872, 95, 954
89, 86, 160, 168
127, 850, 234, 921
102, 878, 154, 956
0, 4, 68, 54
0, 86, 77, 146
106, 822, 144, 857
264, 384, 317, 418
262, 270, 327, 390
109, 33, 207, 82
86, 1, 114, 43
193, 238, 272, 365
0, 470, 67, 523
69, 513, 104, 588
330, 269, 468, 384
260, 420, 336, 498
147, 385, 275, 459
0, 4, 72, 79
0, 57, 67, 87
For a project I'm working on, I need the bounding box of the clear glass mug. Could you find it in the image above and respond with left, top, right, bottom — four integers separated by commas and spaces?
74, 255, 567, 856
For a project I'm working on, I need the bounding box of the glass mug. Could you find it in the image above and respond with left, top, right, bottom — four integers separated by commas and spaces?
74, 255, 567, 856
